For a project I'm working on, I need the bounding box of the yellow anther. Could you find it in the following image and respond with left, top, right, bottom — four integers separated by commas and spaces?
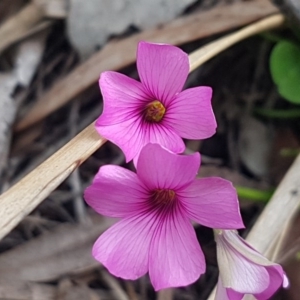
144, 100, 166, 122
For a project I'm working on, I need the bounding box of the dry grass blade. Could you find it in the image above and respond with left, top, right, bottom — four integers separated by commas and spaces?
15, 0, 279, 131
0, 14, 284, 241
0, 3, 44, 54
0, 0, 66, 54
0, 124, 105, 240
189, 14, 285, 72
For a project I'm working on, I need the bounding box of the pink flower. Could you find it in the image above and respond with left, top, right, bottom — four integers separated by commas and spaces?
214, 230, 289, 300
96, 41, 216, 163
84, 144, 244, 290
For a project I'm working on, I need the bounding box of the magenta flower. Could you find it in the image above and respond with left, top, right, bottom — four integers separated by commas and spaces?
96, 41, 216, 163
214, 230, 289, 300
84, 144, 244, 290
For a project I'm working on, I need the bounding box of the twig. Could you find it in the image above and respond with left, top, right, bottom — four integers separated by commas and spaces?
15, 0, 279, 131
0, 14, 285, 240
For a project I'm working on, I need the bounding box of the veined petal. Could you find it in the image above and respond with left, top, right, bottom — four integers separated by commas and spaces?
93, 213, 157, 280
215, 278, 230, 300
215, 277, 243, 300
165, 87, 217, 139
147, 123, 185, 153
179, 178, 244, 229
97, 71, 150, 125
84, 165, 149, 218
216, 230, 287, 299
226, 289, 244, 300
149, 208, 205, 290
132, 124, 185, 166
96, 115, 145, 162
137, 144, 200, 190
216, 231, 270, 294
223, 231, 284, 267
137, 41, 189, 104
254, 266, 286, 299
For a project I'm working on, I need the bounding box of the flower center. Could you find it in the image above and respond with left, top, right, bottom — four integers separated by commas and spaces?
151, 189, 176, 206
144, 100, 166, 122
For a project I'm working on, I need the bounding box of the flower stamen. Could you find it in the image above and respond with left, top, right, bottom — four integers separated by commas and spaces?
144, 100, 166, 122
151, 189, 176, 207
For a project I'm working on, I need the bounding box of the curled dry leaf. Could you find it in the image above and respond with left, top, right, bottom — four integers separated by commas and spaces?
67, 0, 197, 59
0, 214, 115, 281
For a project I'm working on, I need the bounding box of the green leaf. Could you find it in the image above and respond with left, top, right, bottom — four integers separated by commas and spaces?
270, 41, 300, 104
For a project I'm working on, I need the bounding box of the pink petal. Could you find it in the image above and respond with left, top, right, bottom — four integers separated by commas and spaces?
137, 41, 189, 104
254, 266, 286, 299
97, 115, 145, 162
149, 208, 205, 290
84, 165, 149, 218
164, 87, 217, 139
215, 277, 244, 300
130, 123, 185, 166
96, 71, 153, 162
137, 144, 200, 190
132, 122, 186, 166
215, 277, 230, 300
216, 232, 270, 294
145, 122, 185, 153
179, 178, 244, 229
226, 289, 244, 300
97, 71, 150, 125
93, 213, 157, 280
